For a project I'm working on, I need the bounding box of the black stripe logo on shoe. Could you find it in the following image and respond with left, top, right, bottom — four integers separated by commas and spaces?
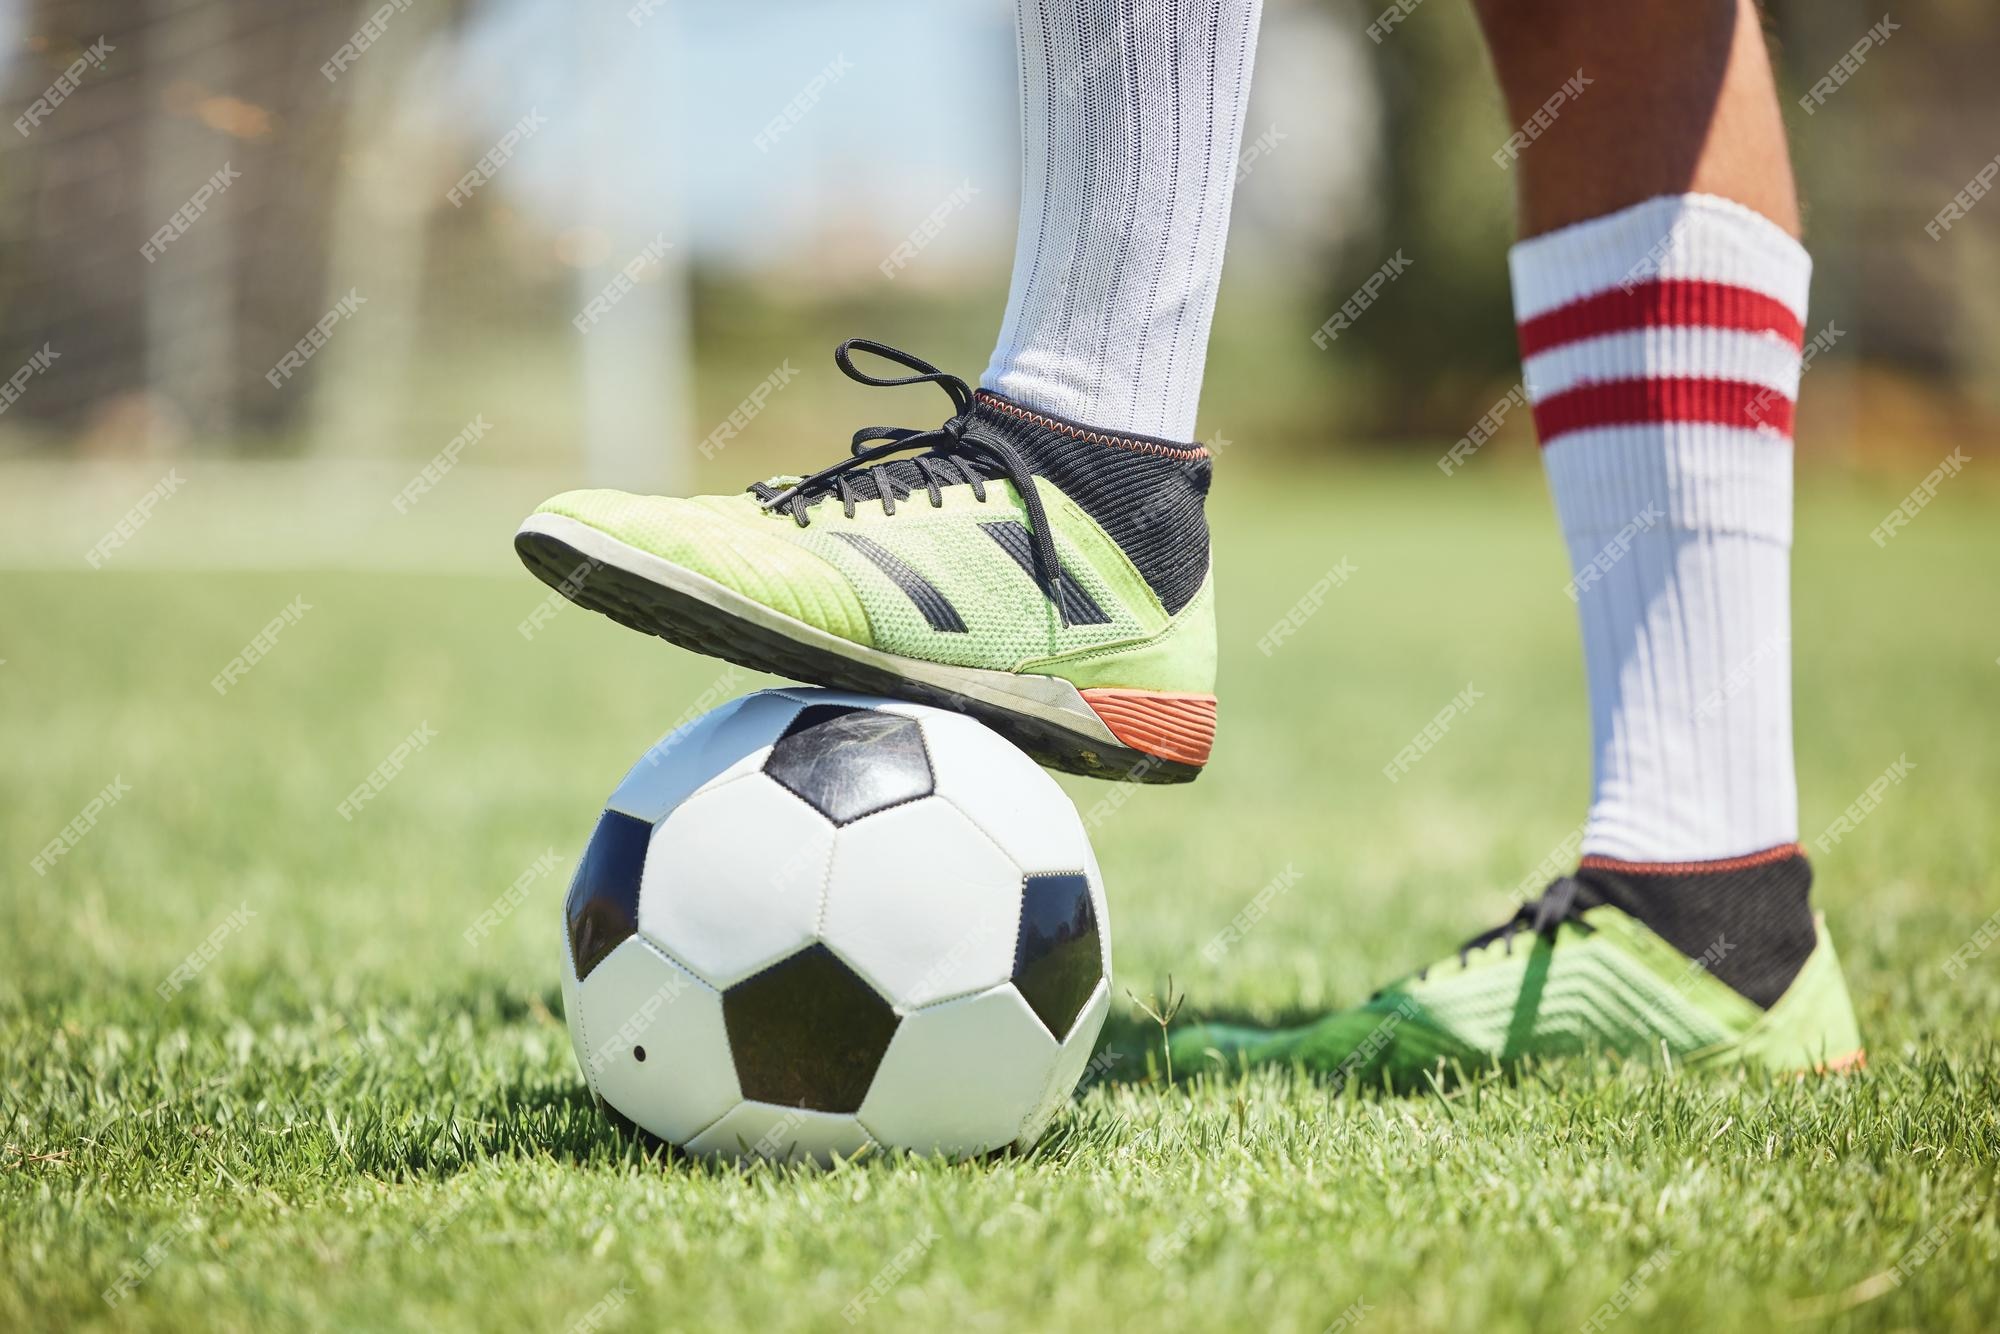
978, 521, 1112, 625
832, 532, 968, 633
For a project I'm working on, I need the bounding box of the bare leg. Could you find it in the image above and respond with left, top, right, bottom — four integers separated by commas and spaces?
1472, 0, 1799, 237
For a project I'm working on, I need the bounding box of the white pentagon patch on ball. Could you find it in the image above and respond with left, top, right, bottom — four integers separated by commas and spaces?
559, 687, 1112, 1163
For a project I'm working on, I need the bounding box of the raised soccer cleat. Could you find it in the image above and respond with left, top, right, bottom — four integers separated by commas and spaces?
1172, 846, 1864, 1083
516, 340, 1218, 782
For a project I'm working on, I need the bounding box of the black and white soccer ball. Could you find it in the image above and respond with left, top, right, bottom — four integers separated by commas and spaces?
559, 688, 1111, 1162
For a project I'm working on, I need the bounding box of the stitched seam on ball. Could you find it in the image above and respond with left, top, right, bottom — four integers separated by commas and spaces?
853, 1109, 890, 1145
638, 935, 721, 997
929, 797, 1031, 909
908, 978, 999, 1013
684, 1100, 737, 1148
835, 790, 936, 824
564, 915, 600, 1100
812, 819, 837, 938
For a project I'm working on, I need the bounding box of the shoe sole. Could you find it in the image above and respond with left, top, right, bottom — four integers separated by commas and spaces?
515, 512, 1208, 783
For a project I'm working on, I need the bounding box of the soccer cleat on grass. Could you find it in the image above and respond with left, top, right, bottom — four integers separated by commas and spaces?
516, 340, 1218, 782
1172, 847, 1864, 1083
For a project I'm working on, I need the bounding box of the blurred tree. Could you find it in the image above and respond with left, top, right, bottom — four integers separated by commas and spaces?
1312, 0, 2000, 449
1773, 0, 2000, 413
1311, 0, 1518, 441
0, 0, 386, 452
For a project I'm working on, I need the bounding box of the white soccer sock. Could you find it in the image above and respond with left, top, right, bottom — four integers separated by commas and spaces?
982, 0, 1263, 442
1510, 194, 1812, 864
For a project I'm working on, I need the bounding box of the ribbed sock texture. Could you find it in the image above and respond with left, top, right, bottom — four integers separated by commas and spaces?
1511, 194, 1811, 864
983, 0, 1263, 440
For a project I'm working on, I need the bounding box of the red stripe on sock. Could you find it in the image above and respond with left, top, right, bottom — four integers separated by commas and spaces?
1532, 377, 1795, 446
1579, 843, 1804, 875
1517, 279, 1805, 359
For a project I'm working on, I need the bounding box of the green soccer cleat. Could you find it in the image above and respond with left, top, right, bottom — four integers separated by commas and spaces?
1172, 848, 1865, 1084
516, 340, 1218, 782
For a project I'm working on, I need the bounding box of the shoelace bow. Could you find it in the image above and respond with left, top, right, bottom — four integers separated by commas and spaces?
749, 339, 1072, 627
1414, 875, 1596, 982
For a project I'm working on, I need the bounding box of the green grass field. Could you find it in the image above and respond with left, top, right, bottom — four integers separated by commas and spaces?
4, 462, 1996, 1332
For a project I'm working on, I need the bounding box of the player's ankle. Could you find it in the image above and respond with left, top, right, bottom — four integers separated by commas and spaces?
969, 390, 1213, 617
1573, 843, 1818, 1008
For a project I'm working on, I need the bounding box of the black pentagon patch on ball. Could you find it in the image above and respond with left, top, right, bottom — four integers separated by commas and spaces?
763, 704, 933, 825
722, 944, 900, 1113
565, 810, 652, 982
1013, 873, 1102, 1040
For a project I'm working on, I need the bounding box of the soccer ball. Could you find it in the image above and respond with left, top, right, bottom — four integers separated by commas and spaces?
559, 687, 1111, 1162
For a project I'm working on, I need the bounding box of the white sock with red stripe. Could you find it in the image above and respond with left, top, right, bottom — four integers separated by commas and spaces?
1511, 193, 1810, 865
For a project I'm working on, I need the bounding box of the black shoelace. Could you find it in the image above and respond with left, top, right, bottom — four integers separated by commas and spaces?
749, 339, 1072, 627
1413, 875, 1598, 982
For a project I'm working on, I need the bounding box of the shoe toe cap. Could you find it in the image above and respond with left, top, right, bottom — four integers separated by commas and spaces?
530, 489, 872, 644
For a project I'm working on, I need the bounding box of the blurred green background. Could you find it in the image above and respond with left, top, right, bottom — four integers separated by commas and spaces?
1, 0, 1994, 490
